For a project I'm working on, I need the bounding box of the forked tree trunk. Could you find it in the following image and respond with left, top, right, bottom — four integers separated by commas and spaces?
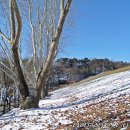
10, 0, 32, 108
21, 0, 73, 109
35, 0, 72, 101
0, 0, 73, 109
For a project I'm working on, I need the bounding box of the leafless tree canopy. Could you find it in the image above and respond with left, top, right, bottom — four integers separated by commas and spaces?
0, 0, 73, 109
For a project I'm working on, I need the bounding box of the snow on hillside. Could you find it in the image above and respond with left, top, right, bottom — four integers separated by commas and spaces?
0, 71, 130, 129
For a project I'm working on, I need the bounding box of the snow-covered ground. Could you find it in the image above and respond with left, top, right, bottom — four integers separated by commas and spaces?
0, 71, 130, 129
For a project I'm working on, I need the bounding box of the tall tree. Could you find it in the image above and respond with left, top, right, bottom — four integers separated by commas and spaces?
0, 0, 73, 109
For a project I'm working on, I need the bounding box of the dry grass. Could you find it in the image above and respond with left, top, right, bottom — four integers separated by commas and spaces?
69, 66, 130, 87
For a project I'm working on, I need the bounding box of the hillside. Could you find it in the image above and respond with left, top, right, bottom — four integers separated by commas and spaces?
0, 71, 130, 129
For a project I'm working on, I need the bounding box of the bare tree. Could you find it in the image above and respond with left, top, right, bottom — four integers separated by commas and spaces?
0, 0, 73, 109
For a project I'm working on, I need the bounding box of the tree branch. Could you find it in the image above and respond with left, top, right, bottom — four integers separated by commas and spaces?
0, 30, 12, 45
65, 0, 72, 11
10, 0, 16, 41
0, 42, 13, 69
28, 0, 37, 80
60, 0, 64, 12
11, 0, 22, 47
0, 61, 17, 78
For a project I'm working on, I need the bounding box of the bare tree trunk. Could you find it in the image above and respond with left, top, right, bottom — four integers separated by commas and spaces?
35, 0, 72, 101
10, 0, 30, 105
0, 0, 73, 109
12, 46, 29, 100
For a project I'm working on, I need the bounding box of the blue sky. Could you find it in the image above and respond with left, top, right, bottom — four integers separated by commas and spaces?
60, 0, 130, 62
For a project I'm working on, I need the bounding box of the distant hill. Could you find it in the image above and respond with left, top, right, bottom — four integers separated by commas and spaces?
47, 57, 130, 88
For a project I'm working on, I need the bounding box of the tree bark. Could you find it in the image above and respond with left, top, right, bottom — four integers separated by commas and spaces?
35, 0, 72, 101
0, 0, 73, 109
11, 0, 40, 109
12, 46, 29, 100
